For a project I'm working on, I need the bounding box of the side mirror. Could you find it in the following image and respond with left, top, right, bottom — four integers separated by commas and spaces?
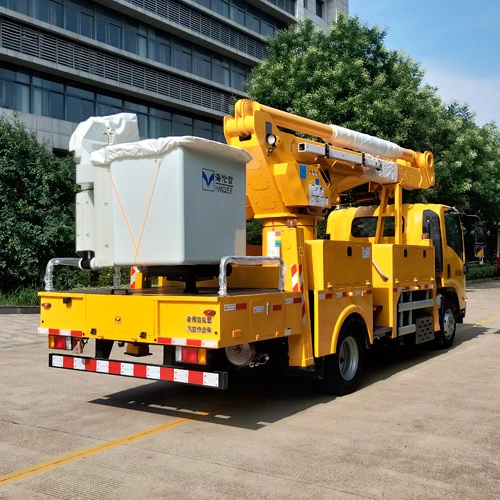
463, 263, 468, 276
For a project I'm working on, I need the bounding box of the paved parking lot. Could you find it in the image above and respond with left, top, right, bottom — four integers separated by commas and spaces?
0, 313, 41, 350
1, 281, 500, 499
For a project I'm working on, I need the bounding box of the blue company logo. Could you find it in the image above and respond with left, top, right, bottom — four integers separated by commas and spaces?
202, 168, 215, 192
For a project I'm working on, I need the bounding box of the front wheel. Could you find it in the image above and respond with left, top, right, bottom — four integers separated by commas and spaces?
435, 298, 457, 349
323, 318, 365, 396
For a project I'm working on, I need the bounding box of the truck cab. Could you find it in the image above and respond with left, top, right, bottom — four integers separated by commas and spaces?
328, 202, 466, 340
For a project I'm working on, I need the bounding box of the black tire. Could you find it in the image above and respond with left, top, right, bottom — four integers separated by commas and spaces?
323, 317, 365, 396
435, 297, 457, 349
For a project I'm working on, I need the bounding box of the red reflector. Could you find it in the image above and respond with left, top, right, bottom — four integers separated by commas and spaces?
204, 309, 216, 317
53, 336, 67, 349
182, 347, 198, 363
41, 302, 52, 309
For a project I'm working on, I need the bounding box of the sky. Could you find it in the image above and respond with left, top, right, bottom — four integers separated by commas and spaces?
349, 0, 500, 126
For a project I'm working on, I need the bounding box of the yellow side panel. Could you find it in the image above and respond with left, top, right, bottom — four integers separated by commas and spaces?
372, 286, 395, 328
158, 293, 303, 348
305, 240, 372, 290
392, 245, 435, 284
158, 298, 220, 344
314, 290, 373, 358
371, 244, 435, 287
86, 295, 156, 341
39, 293, 86, 331
40, 289, 303, 349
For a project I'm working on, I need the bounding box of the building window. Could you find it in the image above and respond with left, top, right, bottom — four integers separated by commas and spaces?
81, 13, 94, 38
213, 124, 225, 143
194, 51, 212, 80
149, 108, 172, 138
173, 41, 192, 73
213, 57, 230, 87
0, 63, 223, 141
194, 119, 212, 140
261, 21, 275, 37
316, 0, 323, 18
50, 0, 64, 27
65, 1, 94, 38
66, 86, 94, 123
230, 4, 245, 25
33, 87, 64, 119
96, 12, 122, 49
172, 114, 193, 136
109, 23, 122, 48
14, 0, 253, 91
32, 0, 50, 22
212, 0, 230, 18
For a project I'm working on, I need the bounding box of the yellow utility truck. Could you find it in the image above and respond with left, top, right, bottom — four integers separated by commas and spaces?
39, 100, 466, 395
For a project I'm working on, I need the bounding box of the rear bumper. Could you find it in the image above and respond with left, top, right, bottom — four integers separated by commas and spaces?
49, 354, 228, 389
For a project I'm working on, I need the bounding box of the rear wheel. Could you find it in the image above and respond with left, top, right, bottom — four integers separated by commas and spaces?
435, 298, 457, 349
323, 317, 365, 396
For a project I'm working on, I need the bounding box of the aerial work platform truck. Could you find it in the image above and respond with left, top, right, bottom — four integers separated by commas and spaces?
39, 100, 466, 395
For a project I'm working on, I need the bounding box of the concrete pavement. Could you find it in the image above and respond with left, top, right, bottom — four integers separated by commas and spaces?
0, 282, 500, 499
0, 314, 42, 349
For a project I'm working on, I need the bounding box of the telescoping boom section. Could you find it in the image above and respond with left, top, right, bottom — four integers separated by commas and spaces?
39, 100, 465, 396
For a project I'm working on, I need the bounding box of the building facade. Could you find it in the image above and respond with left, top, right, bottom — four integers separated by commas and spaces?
0, 0, 348, 150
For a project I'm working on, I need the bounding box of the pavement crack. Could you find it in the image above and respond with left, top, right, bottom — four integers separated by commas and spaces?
0, 419, 104, 442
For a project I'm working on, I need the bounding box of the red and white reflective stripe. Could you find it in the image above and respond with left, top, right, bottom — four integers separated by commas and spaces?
292, 264, 307, 325
317, 293, 333, 300
284, 297, 302, 305
130, 266, 139, 289
50, 355, 226, 388
332, 289, 371, 299
157, 337, 218, 348
39, 327, 82, 337
291, 264, 301, 292
223, 303, 247, 312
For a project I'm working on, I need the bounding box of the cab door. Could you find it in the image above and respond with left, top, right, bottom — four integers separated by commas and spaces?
442, 211, 466, 312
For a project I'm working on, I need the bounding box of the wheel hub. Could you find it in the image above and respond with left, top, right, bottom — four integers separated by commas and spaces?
338, 337, 359, 381
443, 309, 456, 339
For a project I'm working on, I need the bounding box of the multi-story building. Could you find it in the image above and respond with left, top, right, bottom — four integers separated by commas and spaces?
0, 0, 348, 151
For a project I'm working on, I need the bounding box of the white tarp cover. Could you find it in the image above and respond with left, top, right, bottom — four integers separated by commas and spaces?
69, 113, 139, 152
329, 124, 404, 160
90, 136, 252, 166
361, 160, 398, 184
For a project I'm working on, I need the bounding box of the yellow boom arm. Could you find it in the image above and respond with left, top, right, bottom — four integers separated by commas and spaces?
224, 99, 435, 224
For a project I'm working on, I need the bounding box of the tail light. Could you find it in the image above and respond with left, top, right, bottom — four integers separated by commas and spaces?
175, 346, 207, 365
48, 335, 77, 350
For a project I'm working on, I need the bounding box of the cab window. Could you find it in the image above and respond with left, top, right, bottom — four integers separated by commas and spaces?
351, 216, 404, 238
444, 213, 463, 258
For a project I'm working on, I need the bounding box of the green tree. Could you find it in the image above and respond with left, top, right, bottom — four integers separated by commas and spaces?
419, 107, 500, 223
249, 16, 444, 151
0, 116, 77, 293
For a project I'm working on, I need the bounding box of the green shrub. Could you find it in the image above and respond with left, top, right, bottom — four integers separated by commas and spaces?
0, 288, 39, 306
246, 219, 262, 245
466, 263, 497, 280
0, 115, 77, 293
